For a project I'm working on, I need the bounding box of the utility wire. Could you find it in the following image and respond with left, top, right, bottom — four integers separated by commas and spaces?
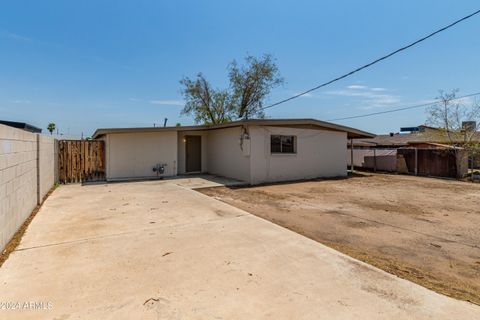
327, 91, 480, 121
261, 8, 480, 111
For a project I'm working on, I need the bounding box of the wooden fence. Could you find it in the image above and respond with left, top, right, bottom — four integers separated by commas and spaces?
397, 148, 459, 178
58, 140, 105, 183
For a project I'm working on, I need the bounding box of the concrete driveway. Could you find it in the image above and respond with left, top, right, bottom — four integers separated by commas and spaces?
0, 176, 478, 319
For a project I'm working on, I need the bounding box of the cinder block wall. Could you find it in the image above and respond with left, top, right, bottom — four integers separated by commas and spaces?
0, 124, 57, 252
39, 135, 57, 200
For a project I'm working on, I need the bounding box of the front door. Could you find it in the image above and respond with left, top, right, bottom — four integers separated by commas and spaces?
186, 135, 202, 172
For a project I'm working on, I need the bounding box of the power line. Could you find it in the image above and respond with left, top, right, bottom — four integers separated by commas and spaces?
327, 91, 480, 121
261, 8, 480, 111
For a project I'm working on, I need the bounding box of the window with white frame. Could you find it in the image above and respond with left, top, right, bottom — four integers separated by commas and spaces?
270, 135, 296, 154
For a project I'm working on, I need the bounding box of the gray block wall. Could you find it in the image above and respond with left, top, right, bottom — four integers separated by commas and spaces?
0, 124, 57, 252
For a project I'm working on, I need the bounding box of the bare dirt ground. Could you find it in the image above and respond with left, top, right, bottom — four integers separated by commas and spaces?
198, 173, 480, 305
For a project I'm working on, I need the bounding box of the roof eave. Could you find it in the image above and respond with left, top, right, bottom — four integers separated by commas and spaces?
92, 118, 375, 140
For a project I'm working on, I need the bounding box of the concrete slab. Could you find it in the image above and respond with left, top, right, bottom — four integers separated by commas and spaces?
171, 174, 247, 189
0, 177, 478, 319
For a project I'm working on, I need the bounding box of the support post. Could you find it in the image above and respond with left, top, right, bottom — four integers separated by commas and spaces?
350, 139, 354, 173
414, 148, 418, 176
471, 153, 474, 181
373, 148, 377, 172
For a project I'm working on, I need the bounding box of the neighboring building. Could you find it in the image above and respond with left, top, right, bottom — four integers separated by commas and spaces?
92, 118, 374, 184
397, 142, 468, 178
349, 125, 479, 177
0, 120, 42, 133
353, 124, 480, 149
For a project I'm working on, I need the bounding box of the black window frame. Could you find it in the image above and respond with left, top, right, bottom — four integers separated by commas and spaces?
270, 135, 296, 154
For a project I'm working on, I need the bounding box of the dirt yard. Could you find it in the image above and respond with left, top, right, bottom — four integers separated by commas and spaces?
198, 173, 480, 305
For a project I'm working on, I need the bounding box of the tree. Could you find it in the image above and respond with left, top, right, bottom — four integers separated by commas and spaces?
179, 74, 234, 125
179, 54, 283, 124
47, 123, 56, 135
229, 54, 284, 119
427, 89, 480, 179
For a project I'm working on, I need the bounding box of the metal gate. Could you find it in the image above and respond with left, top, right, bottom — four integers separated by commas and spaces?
58, 140, 105, 183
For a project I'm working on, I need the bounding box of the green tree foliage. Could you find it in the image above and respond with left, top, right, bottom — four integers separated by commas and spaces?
229, 55, 284, 120
180, 75, 234, 125
47, 122, 56, 135
180, 54, 283, 124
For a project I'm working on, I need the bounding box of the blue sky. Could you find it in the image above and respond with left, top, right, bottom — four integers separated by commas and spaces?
1, 1, 479, 137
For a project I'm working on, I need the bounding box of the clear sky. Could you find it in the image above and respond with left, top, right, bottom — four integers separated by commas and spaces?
1, 1, 479, 137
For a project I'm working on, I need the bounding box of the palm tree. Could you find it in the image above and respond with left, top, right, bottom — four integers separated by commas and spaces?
47, 123, 56, 135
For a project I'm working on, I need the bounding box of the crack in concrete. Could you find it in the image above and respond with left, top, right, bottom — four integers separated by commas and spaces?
14, 214, 249, 252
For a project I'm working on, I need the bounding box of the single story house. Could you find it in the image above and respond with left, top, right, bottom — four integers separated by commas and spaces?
92, 118, 374, 185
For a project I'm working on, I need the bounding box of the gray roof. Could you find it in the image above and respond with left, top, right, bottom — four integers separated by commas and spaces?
0, 120, 42, 133
353, 127, 480, 147
92, 118, 375, 139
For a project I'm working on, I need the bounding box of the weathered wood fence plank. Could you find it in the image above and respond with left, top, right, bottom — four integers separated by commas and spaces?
58, 140, 105, 183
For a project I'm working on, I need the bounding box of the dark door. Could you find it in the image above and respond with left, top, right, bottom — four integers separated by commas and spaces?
186, 136, 202, 172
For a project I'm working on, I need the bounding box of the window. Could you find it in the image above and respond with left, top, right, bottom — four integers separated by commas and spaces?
271, 135, 296, 154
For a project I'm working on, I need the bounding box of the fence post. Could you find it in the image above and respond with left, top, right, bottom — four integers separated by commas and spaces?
54, 139, 59, 183
36, 134, 40, 205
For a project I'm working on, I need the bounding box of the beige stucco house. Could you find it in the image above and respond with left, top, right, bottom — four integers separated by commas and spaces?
92, 119, 374, 184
